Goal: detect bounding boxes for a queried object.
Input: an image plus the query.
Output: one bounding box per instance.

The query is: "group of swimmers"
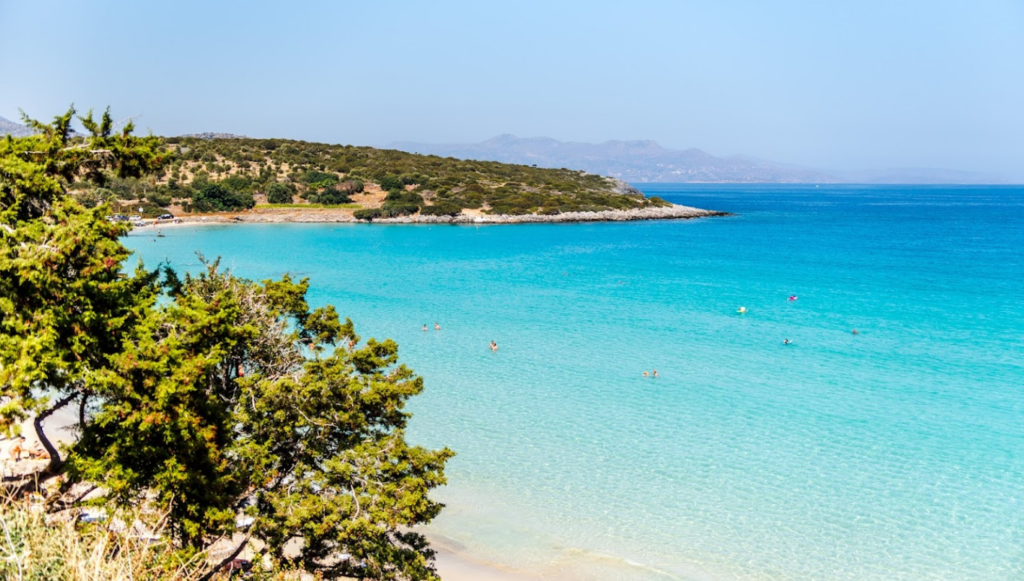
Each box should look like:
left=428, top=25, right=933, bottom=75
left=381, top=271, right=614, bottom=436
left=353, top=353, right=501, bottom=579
left=737, top=295, right=861, bottom=346
left=421, top=322, right=498, bottom=352
left=642, top=369, right=659, bottom=378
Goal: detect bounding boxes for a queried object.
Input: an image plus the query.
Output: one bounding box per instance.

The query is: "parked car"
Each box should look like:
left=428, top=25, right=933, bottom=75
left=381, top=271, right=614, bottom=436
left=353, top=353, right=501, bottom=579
left=157, top=213, right=174, bottom=220
left=129, top=214, right=142, bottom=221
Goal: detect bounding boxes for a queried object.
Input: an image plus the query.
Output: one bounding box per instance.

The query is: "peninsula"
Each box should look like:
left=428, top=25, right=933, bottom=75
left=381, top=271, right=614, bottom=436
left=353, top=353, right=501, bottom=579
left=65, top=135, right=724, bottom=223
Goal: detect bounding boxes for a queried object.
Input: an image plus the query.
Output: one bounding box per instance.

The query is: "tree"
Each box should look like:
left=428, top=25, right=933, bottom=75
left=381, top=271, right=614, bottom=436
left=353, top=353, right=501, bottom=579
left=69, top=263, right=453, bottom=579
left=191, top=180, right=255, bottom=211
left=266, top=182, right=294, bottom=204
left=0, top=106, right=164, bottom=473
left=318, top=186, right=351, bottom=205
left=2, top=110, right=453, bottom=580
left=378, top=174, right=402, bottom=191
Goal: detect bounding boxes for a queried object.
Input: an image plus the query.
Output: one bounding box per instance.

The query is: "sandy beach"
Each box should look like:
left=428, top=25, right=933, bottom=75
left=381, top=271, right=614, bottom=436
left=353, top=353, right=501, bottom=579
left=434, top=546, right=540, bottom=581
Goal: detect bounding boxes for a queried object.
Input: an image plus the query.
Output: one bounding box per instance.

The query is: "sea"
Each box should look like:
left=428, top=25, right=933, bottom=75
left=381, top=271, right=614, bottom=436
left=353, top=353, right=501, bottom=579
left=125, top=184, right=1024, bottom=581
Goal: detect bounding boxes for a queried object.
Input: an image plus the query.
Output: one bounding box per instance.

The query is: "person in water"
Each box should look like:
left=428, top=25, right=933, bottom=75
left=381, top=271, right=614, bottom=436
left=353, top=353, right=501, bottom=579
left=435, top=323, right=441, bottom=331
left=643, top=371, right=649, bottom=377
left=783, top=339, right=791, bottom=345
left=652, top=369, right=659, bottom=378
left=422, top=324, right=428, bottom=332
left=852, top=329, right=859, bottom=335
left=789, top=295, right=798, bottom=301
left=490, top=340, right=498, bottom=351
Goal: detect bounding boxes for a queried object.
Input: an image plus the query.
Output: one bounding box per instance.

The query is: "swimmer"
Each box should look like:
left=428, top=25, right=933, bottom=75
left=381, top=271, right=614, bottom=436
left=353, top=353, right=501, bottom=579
left=652, top=369, right=659, bottom=378
left=435, top=323, right=441, bottom=331
left=852, top=329, right=859, bottom=335
left=643, top=371, right=649, bottom=377
left=490, top=340, right=498, bottom=351
left=788, top=295, right=798, bottom=301
left=422, top=324, right=428, bottom=332
left=783, top=339, right=791, bottom=345
left=737, top=306, right=747, bottom=314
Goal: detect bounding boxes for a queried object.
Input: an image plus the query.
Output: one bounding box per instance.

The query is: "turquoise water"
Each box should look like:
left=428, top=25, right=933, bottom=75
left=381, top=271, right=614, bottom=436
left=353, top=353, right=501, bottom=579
left=125, top=185, right=1024, bottom=581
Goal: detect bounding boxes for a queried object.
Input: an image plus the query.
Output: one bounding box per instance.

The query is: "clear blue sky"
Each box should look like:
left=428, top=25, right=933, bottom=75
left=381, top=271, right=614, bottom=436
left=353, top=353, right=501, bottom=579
left=2, top=1, right=1022, bottom=178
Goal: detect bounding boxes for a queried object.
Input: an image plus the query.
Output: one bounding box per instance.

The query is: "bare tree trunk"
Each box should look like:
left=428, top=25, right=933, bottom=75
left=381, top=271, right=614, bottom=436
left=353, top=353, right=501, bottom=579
left=34, top=393, right=76, bottom=474
left=78, top=393, right=89, bottom=428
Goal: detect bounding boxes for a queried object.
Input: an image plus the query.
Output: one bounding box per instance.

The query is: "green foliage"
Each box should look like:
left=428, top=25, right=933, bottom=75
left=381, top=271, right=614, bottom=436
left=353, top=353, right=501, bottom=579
left=219, top=174, right=253, bottom=194
left=380, top=202, right=420, bottom=217
left=0, top=107, right=164, bottom=466
left=339, top=178, right=364, bottom=194
left=265, top=182, right=295, bottom=204
left=191, top=180, right=256, bottom=212
left=316, top=186, right=352, bottom=205
left=353, top=208, right=383, bottom=221
left=301, top=169, right=339, bottom=188
left=419, top=201, right=463, bottom=217
left=2, top=109, right=453, bottom=581
left=69, top=263, right=453, bottom=577
left=378, top=174, right=403, bottom=191
left=167, top=137, right=661, bottom=217
left=146, top=189, right=173, bottom=207
left=384, top=189, right=423, bottom=205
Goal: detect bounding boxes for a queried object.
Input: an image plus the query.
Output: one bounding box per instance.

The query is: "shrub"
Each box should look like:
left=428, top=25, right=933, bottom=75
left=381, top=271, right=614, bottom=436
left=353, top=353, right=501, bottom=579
left=301, top=169, right=339, bottom=188
left=339, top=179, right=364, bottom=194
left=378, top=174, right=403, bottom=191
left=381, top=201, right=420, bottom=216
left=420, top=202, right=462, bottom=217
left=384, top=190, right=423, bottom=204
left=145, top=190, right=172, bottom=207
left=266, top=182, right=295, bottom=204
left=318, top=186, right=352, bottom=205
left=353, top=208, right=383, bottom=221
left=191, top=181, right=255, bottom=212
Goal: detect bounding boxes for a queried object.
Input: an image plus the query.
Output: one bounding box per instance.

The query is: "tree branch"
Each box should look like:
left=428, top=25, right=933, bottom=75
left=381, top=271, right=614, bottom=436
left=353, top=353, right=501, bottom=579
left=197, top=532, right=252, bottom=581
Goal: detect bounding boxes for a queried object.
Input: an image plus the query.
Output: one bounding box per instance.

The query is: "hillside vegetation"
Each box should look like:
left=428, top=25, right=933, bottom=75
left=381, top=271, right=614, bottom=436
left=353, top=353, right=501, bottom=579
left=68, top=136, right=669, bottom=219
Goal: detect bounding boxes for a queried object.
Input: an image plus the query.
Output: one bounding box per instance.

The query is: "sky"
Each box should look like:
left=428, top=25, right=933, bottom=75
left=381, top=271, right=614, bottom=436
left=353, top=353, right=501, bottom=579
left=2, top=1, right=1022, bottom=178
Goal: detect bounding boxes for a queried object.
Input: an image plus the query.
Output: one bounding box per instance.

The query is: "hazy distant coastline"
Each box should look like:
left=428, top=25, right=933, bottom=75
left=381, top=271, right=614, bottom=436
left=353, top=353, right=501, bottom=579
left=390, top=135, right=1010, bottom=185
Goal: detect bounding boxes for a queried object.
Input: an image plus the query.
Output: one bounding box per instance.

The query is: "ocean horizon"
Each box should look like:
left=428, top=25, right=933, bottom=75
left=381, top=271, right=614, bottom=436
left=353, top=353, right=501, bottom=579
left=126, top=184, right=1024, bottom=581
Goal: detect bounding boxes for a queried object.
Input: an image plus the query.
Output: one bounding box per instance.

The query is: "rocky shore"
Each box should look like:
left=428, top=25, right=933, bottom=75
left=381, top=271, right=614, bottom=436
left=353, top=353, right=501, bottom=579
left=157, top=204, right=728, bottom=226
left=377, top=204, right=727, bottom=224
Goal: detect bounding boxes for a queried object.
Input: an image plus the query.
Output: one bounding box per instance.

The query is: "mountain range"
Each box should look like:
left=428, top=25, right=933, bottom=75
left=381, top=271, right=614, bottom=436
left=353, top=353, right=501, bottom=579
left=390, top=135, right=1008, bottom=184
left=0, top=116, right=37, bottom=138
left=1, top=116, right=1006, bottom=183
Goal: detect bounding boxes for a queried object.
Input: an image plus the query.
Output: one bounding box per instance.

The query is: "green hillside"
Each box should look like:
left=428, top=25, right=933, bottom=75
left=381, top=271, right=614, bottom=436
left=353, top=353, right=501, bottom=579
left=68, top=136, right=670, bottom=219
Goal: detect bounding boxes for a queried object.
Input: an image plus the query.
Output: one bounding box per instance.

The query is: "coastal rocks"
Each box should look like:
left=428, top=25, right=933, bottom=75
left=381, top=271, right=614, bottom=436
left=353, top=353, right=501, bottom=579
left=167, top=204, right=728, bottom=226
left=374, top=204, right=729, bottom=224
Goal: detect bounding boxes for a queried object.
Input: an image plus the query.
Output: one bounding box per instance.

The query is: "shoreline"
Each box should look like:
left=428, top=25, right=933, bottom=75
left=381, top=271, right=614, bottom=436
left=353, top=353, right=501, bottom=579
left=433, top=544, right=540, bottom=581
left=134, top=204, right=729, bottom=228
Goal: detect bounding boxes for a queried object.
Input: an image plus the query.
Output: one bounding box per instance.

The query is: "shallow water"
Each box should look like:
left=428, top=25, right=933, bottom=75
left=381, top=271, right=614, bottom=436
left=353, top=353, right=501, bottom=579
left=126, top=185, right=1024, bottom=581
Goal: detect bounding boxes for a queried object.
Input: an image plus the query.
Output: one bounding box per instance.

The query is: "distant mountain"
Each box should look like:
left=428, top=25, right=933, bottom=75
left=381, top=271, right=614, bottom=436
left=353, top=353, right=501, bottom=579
left=0, top=116, right=36, bottom=138
left=390, top=135, right=1011, bottom=184
left=390, top=135, right=838, bottom=183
